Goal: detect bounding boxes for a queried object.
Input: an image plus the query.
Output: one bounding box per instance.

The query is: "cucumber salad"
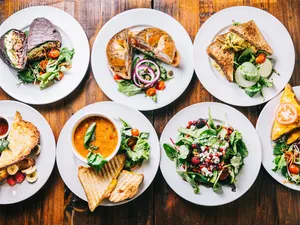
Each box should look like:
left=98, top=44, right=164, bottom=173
left=163, top=110, right=248, bottom=193
left=234, top=48, right=278, bottom=97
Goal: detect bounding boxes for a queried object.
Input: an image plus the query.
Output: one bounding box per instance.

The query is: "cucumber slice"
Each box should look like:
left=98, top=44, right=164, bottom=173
left=235, top=66, right=259, bottom=88
left=258, top=58, right=273, bottom=78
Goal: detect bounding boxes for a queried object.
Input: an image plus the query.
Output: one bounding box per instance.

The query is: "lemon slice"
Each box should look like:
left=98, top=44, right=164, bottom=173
left=7, top=165, right=19, bottom=175
left=26, top=171, right=38, bottom=183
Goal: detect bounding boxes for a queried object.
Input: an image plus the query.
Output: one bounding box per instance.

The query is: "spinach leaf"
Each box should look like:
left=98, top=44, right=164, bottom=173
left=84, top=122, right=97, bottom=149
left=259, top=77, right=274, bottom=88
left=139, top=132, right=149, bottom=139
left=238, top=48, right=254, bottom=63
left=117, top=80, right=142, bottom=96
left=208, top=108, right=216, bottom=129
left=126, top=138, right=150, bottom=161
left=178, top=126, right=208, bottom=138
left=0, top=139, right=9, bottom=152
left=272, top=154, right=286, bottom=171
left=199, top=129, right=217, bottom=139
left=244, top=83, right=262, bottom=97
left=177, top=171, right=200, bottom=194
left=230, top=154, right=243, bottom=174
left=187, top=172, right=208, bottom=184
left=273, top=139, right=289, bottom=155
left=17, top=69, right=35, bottom=84
left=163, top=143, right=178, bottom=161
left=87, top=151, right=107, bottom=171
left=119, top=117, right=131, bottom=128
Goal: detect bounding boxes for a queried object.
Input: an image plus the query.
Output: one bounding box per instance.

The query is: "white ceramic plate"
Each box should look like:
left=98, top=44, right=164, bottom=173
left=0, top=100, right=56, bottom=204
left=194, top=6, right=295, bottom=107
left=0, top=6, right=90, bottom=105
left=56, top=101, right=160, bottom=206
left=160, top=102, right=261, bottom=206
left=257, top=86, right=300, bottom=191
left=91, top=9, right=193, bottom=111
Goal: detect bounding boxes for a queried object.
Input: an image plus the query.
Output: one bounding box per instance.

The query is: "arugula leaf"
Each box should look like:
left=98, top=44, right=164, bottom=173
left=87, top=151, right=107, bottom=171
left=273, top=139, right=289, bottom=155
left=177, top=171, right=200, bottom=194
left=259, top=77, right=274, bottom=88
left=0, top=139, right=9, bottom=152
left=117, top=80, right=142, bottom=96
left=163, top=143, right=178, bottom=161
left=150, top=95, right=157, bottom=102
left=139, top=132, right=149, bottom=139
left=84, top=122, right=97, bottom=149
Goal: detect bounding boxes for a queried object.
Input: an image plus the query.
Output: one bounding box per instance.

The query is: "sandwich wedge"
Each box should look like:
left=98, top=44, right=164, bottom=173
left=109, top=170, right=144, bottom=203
left=0, top=112, right=40, bottom=169
left=129, top=27, right=180, bottom=66
left=0, top=29, right=28, bottom=70
left=78, top=154, right=126, bottom=212
left=27, top=17, right=62, bottom=61
left=272, top=84, right=300, bottom=141
left=106, top=29, right=133, bottom=80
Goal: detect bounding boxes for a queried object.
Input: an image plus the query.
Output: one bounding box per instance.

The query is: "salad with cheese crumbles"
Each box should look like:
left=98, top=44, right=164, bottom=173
left=163, top=109, right=248, bottom=193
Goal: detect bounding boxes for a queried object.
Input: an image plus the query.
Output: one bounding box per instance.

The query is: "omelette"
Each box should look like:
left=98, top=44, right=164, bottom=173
left=271, top=84, right=300, bottom=141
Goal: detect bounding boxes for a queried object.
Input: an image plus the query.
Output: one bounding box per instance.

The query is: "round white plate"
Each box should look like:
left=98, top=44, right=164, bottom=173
left=194, top=6, right=295, bottom=107
left=91, top=9, right=193, bottom=111
left=0, top=6, right=90, bottom=105
left=0, top=100, right=56, bottom=204
left=160, top=102, right=261, bottom=206
left=56, top=101, right=160, bottom=206
left=257, top=86, right=300, bottom=191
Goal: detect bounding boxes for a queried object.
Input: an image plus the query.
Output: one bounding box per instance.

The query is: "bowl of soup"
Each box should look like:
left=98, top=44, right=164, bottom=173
left=0, top=116, right=10, bottom=139
left=71, top=113, right=121, bottom=163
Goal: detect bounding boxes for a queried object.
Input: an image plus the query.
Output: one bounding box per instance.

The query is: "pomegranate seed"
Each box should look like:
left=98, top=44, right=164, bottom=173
left=205, top=158, right=210, bottom=163
left=209, top=153, right=213, bottom=158
left=191, top=144, right=197, bottom=149
left=191, top=157, right=200, bottom=165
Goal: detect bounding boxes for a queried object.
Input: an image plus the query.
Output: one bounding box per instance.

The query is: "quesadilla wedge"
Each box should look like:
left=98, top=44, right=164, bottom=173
left=206, top=40, right=235, bottom=82
left=78, top=154, right=126, bottom=212
left=272, top=84, right=300, bottom=141
left=109, top=170, right=144, bottom=203
left=129, top=27, right=180, bottom=67
left=106, top=29, right=133, bottom=80
left=0, top=112, right=40, bottom=169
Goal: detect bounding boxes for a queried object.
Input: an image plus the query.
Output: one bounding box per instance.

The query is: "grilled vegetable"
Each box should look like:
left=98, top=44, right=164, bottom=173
left=27, top=18, right=62, bottom=61
left=0, top=29, right=27, bottom=70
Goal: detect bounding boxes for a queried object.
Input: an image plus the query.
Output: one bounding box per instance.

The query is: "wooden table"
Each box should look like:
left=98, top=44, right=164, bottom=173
left=0, top=0, right=299, bottom=224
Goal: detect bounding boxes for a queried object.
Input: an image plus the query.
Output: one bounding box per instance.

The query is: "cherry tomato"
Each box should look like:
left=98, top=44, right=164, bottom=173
left=114, top=75, right=122, bottom=80
left=156, top=81, right=166, bottom=90
left=48, top=49, right=60, bottom=59
left=289, top=164, right=300, bottom=174
left=39, top=60, right=48, bottom=71
left=146, top=87, right=156, bottom=96
left=131, top=128, right=140, bottom=136
left=255, top=53, right=266, bottom=64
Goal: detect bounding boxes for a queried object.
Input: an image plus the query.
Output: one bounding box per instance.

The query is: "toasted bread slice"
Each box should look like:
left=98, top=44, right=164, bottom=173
left=206, top=41, right=235, bottom=82
left=109, top=170, right=144, bottom=203
left=106, top=29, right=133, bottom=80
left=78, top=154, right=126, bottom=212
left=229, top=20, right=273, bottom=55
left=0, top=112, right=40, bottom=169
left=215, top=33, right=229, bottom=44
left=129, top=28, right=180, bottom=67
left=272, top=84, right=300, bottom=140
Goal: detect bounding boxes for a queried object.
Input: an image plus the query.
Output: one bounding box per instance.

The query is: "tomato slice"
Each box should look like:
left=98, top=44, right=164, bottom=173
left=275, top=103, right=298, bottom=125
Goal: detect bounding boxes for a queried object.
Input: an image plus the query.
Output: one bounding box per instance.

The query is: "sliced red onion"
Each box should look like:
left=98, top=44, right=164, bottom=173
left=132, top=72, right=152, bottom=89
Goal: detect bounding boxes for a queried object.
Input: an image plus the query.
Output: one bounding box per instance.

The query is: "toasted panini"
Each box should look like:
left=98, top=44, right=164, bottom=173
left=206, top=41, right=235, bottom=82
left=106, top=29, right=133, bottom=80
left=0, top=112, right=40, bottom=169
left=272, top=84, right=300, bottom=140
left=229, top=20, right=273, bottom=55
left=78, top=154, right=126, bottom=212
left=215, top=33, right=228, bottom=44
left=286, top=129, right=300, bottom=145
left=109, top=170, right=143, bottom=203
left=129, top=27, right=180, bottom=66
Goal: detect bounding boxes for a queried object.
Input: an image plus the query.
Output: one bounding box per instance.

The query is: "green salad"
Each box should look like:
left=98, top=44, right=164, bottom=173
left=273, top=139, right=300, bottom=184
left=115, top=53, right=174, bottom=102
left=163, top=110, right=248, bottom=193
left=17, top=47, right=75, bottom=89
left=87, top=118, right=150, bottom=171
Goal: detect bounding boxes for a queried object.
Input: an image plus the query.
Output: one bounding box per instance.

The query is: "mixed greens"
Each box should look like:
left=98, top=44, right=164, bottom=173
left=163, top=109, right=248, bottom=193
left=17, top=47, right=75, bottom=89
left=87, top=118, right=151, bottom=171
left=233, top=48, right=276, bottom=97
left=273, top=139, right=300, bottom=184
left=115, top=52, right=173, bottom=102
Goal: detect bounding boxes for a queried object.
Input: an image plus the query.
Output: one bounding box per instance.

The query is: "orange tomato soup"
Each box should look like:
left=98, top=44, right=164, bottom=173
left=73, top=116, right=118, bottom=158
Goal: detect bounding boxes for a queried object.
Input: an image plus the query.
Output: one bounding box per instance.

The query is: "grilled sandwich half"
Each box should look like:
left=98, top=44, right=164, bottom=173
left=78, top=154, right=126, bottom=212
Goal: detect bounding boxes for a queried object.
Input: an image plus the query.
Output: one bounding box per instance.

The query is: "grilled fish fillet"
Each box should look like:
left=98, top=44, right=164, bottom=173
left=109, top=170, right=144, bottom=203
left=78, top=154, right=126, bottom=212
left=0, top=112, right=40, bottom=169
